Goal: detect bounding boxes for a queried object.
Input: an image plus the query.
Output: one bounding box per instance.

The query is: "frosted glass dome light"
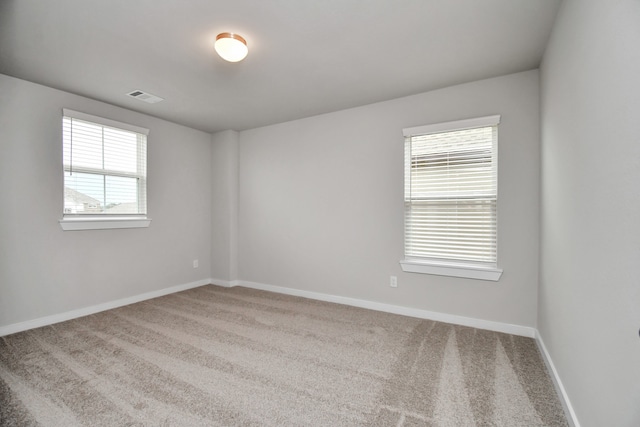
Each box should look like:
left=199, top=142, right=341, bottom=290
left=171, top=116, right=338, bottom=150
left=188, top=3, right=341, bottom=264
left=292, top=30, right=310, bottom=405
left=215, top=33, right=248, bottom=62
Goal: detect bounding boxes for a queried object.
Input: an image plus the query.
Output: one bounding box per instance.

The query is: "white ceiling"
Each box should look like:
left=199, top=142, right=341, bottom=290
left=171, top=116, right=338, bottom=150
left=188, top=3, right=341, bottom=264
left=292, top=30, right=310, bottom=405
left=0, top=0, right=561, bottom=133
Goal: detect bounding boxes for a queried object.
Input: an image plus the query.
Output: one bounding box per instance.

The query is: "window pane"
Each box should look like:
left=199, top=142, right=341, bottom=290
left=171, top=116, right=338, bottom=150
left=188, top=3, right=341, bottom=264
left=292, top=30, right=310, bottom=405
left=64, top=172, right=104, bottom=213
left=103, top=127, right=137, bottom=173
left=63, top=119, right=104, bottom=169
left=405, top=199, right=496, bottom=262
left=105, top=176, right=140, bottom=213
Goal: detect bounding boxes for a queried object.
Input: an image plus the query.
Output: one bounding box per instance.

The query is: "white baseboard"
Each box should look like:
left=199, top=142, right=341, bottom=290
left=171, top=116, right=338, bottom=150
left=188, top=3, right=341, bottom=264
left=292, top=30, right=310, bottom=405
left=2, top=277, right=535, bottom=339
left=221, top=279, right=536, bottom=338
left=0, top=278, right=212, bottom=337
left=219, top=279, right=580, bottom=422
left=2, top=276, right=576, bottom=426
left=535, top=331, right=580, bottom=427
left=210, top=278, right=240, bottom=288
left=231, top=280, right=576, bottom=424
left=1, top=275, right=537, bottom=340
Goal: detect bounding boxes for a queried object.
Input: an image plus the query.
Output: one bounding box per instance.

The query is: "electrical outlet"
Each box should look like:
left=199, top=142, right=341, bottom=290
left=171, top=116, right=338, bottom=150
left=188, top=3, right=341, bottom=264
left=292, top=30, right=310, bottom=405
left=390, top=276, right=398, bottom=288
left=193, top=259, right=199, bottom=268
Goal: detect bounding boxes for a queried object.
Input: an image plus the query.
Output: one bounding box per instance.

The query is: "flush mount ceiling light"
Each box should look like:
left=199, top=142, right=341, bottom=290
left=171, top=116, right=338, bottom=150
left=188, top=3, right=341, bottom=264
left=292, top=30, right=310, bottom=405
left=214, top=32, right=248, bottom=62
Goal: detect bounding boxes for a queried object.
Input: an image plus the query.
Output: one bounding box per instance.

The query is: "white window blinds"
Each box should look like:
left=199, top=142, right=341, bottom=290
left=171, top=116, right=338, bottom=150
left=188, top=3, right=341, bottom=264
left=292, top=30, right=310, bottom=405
left=403, top=116, right=499, bottom=266
left=62, top=109, right=148, bottom=216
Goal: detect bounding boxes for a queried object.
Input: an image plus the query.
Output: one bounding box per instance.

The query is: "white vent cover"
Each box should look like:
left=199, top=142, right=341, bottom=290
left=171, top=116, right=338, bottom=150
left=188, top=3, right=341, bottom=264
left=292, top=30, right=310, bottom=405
left=127, top=90, right=164, bottom=104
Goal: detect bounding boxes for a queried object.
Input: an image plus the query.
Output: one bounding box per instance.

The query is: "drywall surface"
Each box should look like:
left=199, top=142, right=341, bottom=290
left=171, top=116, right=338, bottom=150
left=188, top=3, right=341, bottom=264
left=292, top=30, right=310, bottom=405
left=211, top=130, right=238, bottom=282
left=539, top=0, right=640, bottom=426
left=237, top=70, right=541, bottom=328
left=0, top=74, right=212, bottom=328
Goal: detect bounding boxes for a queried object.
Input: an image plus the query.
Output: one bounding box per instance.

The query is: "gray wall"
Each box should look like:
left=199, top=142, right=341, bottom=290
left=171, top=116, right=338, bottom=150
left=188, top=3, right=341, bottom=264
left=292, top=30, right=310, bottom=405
left=0, top=74, right=212, bottom=327
left=211, top=130, right=238, bottom=282
left=234, top=70, right=541, bottom=328
left=539, top=0, right=640, bottom=425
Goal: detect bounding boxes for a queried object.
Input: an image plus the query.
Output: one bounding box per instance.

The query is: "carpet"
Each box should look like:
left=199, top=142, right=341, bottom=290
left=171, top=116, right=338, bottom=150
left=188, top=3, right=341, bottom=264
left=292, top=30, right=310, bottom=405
left=0, top=285, right=568, bottom=426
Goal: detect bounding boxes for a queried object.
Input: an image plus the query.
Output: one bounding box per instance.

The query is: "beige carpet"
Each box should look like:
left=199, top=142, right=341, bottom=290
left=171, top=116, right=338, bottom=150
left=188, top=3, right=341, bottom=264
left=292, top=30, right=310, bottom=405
left=0, top=285, right=568, bottom=426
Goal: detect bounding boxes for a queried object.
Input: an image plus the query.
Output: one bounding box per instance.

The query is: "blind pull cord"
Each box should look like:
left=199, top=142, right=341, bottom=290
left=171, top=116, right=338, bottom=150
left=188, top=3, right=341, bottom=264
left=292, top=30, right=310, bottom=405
left=69, top=119, right=73, bottom=175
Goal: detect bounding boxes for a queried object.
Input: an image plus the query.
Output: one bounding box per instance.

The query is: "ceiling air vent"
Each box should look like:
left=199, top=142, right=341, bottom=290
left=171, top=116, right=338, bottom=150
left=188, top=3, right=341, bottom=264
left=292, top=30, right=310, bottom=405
left=127, top=90, right=164, bottom=104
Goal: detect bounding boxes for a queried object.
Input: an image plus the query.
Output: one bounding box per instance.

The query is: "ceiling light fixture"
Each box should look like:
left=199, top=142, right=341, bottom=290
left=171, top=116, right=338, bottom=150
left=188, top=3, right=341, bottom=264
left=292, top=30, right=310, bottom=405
left=214, top=32, right=248, bottom=62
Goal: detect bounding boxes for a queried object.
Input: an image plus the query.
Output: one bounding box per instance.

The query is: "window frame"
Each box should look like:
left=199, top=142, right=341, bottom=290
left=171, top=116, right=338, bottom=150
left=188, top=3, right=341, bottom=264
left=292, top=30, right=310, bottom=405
left=400, top=115, right=502, bottom=281
left=59, top=109, right=151, bottom=231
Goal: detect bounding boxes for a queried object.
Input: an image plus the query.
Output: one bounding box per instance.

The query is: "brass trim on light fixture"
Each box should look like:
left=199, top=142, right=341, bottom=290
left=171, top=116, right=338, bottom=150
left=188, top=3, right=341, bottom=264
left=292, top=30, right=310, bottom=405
left=214, top=32, right=248, bottom=62
left=216, top=32, right=246, bottom=46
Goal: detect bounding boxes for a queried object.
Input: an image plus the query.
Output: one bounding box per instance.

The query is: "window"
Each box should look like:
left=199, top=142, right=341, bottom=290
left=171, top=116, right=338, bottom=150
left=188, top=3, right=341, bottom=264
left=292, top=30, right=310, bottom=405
left=60, top=109, right=151, bottom=230
left=400, top=115, right=502, bottom=281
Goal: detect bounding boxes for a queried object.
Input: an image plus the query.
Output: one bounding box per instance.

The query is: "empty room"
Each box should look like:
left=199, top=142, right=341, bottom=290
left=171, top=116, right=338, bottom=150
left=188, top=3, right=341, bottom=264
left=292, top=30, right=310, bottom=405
left=0, top=0, right=638, bottom=426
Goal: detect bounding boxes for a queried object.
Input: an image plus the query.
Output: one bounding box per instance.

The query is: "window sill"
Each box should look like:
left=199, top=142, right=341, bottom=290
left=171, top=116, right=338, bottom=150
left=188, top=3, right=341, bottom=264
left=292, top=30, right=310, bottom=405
left=399, top=259, right=503, bottom=281
left=59, top=217, right=151, bottom=231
